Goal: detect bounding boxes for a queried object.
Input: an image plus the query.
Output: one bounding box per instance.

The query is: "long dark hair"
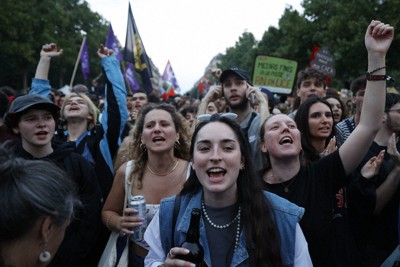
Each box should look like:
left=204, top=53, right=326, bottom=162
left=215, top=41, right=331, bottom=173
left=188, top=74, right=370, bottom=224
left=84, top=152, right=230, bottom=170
left=323, top=94, right=347, bottom=122
left=181, top=114, right=284, bottom=267
left=295, top=97, right=335, bottom=162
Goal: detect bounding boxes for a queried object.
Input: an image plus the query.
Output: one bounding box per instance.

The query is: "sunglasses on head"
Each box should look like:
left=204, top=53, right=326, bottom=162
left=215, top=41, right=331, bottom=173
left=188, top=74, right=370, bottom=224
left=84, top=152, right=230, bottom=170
left=197, top=112, right=238, bottom=122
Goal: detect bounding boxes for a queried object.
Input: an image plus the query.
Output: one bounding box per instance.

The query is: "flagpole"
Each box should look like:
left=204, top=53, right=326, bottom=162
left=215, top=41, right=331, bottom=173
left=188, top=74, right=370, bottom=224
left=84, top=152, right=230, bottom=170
left=70, top=36, right=87, bottom=88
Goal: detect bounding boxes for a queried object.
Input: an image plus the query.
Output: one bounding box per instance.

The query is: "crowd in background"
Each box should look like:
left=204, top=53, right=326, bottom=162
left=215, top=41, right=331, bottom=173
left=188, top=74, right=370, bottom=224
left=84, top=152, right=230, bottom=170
left=0, top=20, right=399, bottom=267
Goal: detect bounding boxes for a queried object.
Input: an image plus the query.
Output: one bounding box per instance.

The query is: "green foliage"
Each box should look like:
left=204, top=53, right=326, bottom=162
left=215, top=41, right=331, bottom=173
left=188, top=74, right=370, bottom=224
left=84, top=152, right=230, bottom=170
left=219, top=0, right=400, bottom=92
left=218, top=32, right=258, bottom=76
left=0, top=0, right=109, bottom=92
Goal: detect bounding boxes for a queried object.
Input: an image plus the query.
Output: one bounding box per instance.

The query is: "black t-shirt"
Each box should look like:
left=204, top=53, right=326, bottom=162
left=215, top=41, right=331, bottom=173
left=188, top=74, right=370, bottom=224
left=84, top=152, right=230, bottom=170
left=263, top=150, right=347, bottom=267
left=204, top=203, right=240, bottom=267
left=348, top=141, right=400, bottom=261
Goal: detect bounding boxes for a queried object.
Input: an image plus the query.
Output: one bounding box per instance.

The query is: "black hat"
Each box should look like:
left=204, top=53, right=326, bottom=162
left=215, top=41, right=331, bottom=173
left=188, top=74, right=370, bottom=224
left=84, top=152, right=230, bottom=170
left=4, top=94, right=60, bottom=127
left=219, top=67, right=252, bottom=86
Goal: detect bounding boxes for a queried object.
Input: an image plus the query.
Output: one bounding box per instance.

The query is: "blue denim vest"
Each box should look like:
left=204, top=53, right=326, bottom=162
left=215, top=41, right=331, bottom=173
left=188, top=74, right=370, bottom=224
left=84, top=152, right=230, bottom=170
left=159, top=190, right=304, bottom=267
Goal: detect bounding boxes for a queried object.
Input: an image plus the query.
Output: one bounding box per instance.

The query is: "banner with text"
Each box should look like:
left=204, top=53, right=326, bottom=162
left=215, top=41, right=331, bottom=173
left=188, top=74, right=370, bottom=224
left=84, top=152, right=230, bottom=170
left=252, top=55, right=298, bottom=94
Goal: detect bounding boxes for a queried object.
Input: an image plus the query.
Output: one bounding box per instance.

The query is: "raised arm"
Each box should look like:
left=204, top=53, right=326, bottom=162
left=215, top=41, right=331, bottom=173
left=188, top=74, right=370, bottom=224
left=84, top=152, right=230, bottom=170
left=30, top=43, right=63, bottom=96
left=97, top=45, right=128, bottom=174
left=339, top=20, right=394, bottom=175
left=247, top=85, right=270, bottom=131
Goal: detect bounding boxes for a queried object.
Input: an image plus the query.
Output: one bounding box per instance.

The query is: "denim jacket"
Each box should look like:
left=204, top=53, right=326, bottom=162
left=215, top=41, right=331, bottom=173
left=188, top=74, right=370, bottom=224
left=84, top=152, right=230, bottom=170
left=159, top=190, right=304, bottom=267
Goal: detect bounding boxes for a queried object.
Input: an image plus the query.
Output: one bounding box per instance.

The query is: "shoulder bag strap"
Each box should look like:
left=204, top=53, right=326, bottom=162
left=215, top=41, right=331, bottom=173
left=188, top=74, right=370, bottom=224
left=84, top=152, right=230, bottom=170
left=171, top=195, right=181, bottom=248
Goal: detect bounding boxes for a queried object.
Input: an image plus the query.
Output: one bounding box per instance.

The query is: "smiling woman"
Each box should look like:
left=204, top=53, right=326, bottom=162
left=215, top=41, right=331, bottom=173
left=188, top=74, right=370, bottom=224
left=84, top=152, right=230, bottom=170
left=144, top=114, right=312, bottom=267
left=259, top=19, right=395, bottom=266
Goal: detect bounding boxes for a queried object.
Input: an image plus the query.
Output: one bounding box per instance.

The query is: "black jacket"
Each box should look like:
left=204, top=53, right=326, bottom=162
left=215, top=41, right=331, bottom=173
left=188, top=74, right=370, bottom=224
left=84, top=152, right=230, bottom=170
left=13, top=142, right=103, bottom=267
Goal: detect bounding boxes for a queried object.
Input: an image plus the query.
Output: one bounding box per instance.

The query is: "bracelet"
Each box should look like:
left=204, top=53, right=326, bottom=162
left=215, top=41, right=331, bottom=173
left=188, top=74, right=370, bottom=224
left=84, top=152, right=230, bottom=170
left=105, top=215, right=113, bottom=231
left=366, top=72, right=394, bottom=82
left=367, top=66, right=386, bottom=74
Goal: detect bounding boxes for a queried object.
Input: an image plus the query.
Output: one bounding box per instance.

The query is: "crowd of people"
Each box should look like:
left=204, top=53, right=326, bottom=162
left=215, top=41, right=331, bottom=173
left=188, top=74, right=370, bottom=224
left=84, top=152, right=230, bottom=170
left=0, top=20, right=399, bottom=267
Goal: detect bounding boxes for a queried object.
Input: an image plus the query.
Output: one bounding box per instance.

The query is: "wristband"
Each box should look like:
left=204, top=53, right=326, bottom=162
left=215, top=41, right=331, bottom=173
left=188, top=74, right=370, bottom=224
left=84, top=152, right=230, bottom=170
left=366, top=72, right=394, bottom=82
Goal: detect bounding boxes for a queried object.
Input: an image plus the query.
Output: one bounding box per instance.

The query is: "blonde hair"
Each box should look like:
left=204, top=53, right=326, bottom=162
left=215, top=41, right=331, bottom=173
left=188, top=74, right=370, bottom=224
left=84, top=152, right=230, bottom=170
left=61, top=93, right=98, bottom=130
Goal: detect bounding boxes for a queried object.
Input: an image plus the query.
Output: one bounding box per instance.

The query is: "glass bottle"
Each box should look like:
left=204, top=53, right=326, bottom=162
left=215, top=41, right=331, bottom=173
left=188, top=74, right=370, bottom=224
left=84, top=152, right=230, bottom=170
left=176, top=208, right=204, bottom=266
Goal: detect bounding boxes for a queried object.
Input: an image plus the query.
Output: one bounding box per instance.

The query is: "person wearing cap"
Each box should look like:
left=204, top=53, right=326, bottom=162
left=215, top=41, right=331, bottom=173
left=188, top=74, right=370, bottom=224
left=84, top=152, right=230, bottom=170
left=29, top=43, right=128, bottom=265
left=30, top=43, right=127, bottom=197
left=4, top=94, right=102, bottom=267
left=288, top=68, right=327, bottom=119
left=196, top=67, right=269, bottom=172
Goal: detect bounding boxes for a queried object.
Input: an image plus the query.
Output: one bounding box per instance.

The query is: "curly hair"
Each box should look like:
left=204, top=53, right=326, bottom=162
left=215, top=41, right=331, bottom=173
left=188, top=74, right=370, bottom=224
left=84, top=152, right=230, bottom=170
left=129, top=103, right=191, bottom=189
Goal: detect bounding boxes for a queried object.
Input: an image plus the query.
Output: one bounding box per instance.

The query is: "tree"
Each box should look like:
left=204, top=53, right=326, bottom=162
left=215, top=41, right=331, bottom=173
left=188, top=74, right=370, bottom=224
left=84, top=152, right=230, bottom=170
left=218, top=1, right=400, bottom=92
left=218, top=31, right=258, bottom=75
left=0, top=0, right=109, bottom=92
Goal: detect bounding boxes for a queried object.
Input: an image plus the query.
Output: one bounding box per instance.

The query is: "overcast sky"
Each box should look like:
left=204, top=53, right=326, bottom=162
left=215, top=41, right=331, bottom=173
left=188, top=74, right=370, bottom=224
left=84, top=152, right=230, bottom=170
left=86, top=0, right=303, bottom=94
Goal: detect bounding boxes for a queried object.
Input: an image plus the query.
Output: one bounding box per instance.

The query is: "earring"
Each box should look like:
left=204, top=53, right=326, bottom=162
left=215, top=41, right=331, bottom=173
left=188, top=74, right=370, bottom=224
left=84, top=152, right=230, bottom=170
left=140, top=142, right=147, bottom=152
left=174, top=140, right=181, bottom=149
left=39, top=243, right=51, bottom=263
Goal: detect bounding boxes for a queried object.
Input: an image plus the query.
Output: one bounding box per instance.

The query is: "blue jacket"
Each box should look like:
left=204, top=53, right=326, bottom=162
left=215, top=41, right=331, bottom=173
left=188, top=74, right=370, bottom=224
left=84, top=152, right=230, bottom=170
left=159, top=190, right=304, bottom=267
left=30, top=55, right=128, bottom=199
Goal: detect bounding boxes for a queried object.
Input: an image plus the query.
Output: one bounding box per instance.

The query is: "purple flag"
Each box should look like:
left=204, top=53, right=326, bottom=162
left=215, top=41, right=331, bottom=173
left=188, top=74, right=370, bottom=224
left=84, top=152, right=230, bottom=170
left=125, top=63, right=140, bottom=92
left=80, top=38, right=90, bottom=80
left=105, top=24, right=123, bottom=61
left=162, top=60, right=181, bottom=93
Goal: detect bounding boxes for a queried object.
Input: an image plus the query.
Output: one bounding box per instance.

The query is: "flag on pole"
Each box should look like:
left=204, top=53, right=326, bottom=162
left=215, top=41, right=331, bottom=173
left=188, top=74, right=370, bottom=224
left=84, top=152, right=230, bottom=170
left=161, top=82, right=175, bottom=100
left=80, top=38, right=90, bottom=80
left=105, top=24, right=123, bottom=61
left=124, top=62, right=140, bottom=93
left=124, top=3, right=153, bottom=94
left=162, top=60, right=181, bottom=93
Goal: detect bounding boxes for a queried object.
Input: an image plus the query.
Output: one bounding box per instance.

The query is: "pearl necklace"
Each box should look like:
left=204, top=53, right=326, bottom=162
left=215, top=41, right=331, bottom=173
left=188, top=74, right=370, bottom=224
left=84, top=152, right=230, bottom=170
left=146, top=160, right=179, bottom=176
left=201, top=200, right=241, bottom=249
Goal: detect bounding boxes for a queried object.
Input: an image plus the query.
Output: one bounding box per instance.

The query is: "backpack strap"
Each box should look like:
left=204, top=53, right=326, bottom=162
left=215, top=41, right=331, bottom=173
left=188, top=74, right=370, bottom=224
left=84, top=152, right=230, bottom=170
left=171, top=195, right=181, bottom=248
left=242, top=112, right=257, bottom=138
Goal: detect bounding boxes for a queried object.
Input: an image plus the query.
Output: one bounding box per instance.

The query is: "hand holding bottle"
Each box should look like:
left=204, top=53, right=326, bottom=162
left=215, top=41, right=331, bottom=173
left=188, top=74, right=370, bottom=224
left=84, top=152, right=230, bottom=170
left=163, top=208, right=204, bottom=266
left=163, top=247, right=195, bottom=267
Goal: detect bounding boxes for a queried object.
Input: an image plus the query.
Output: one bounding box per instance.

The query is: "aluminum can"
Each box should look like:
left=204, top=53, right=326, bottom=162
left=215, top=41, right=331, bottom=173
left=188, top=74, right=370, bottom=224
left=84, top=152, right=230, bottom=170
left=128, top=195, right=147, bottom=241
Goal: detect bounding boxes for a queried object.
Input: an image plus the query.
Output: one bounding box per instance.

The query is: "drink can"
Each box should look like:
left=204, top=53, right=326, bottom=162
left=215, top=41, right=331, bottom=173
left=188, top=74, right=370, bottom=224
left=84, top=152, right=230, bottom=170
left=128, top=195, right=147, bottom=241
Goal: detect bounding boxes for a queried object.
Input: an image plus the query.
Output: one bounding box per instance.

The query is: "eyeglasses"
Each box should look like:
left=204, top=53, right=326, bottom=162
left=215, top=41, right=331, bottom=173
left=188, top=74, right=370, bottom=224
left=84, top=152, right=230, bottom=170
left=197, top=112, right=238, bottom=122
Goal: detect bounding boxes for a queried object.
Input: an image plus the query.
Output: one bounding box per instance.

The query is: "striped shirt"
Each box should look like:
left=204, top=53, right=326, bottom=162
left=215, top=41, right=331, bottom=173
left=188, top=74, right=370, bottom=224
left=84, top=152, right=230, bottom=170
left=335, top=117, right=356, bottom=147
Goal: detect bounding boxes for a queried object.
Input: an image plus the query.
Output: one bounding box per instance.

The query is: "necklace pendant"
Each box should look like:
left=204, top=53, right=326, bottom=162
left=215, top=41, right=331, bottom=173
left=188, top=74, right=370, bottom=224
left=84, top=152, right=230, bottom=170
left=284, top=187, right=289, bottom=193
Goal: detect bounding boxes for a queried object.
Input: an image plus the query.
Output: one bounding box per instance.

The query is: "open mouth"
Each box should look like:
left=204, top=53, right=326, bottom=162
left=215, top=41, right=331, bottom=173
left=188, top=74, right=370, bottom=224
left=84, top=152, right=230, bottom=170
left=279, top=136, right=293, bottom=144
left=207, top=167, right=226, bottom=178
left=35, top=131, right=48, bottom=137
left=152, top=136, right=165, bottom=143
left=318, top=126, right=331, bottom=131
